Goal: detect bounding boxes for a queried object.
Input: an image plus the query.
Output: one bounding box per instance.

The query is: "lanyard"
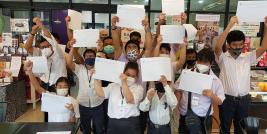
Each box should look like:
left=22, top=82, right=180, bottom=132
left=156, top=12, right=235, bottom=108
left=86, top=66, right=92, bottom=107
left=120, top=87, right=124, bottom=105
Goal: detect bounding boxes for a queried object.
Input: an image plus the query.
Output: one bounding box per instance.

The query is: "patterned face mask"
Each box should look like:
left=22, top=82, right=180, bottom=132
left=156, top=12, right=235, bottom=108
left=126, top=49, right=138, bottom=62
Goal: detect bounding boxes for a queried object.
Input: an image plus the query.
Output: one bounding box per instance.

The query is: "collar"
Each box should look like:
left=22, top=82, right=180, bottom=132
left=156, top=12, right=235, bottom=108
left=225, top=51, right=246, bottom=59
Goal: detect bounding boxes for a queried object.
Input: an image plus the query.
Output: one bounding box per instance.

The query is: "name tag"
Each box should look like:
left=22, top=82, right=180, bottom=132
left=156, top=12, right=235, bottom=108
left=191, top=96, right=199, bottom=106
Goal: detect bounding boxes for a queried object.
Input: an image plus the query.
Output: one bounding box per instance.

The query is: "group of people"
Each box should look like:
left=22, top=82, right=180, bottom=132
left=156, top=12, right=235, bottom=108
left=22, top=12, right=267, bottom=134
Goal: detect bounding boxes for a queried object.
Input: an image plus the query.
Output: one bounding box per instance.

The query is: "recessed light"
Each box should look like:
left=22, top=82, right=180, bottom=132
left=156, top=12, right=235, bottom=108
left=198, top=0, right=204, bottom=4
left=134, top=0, right=138, bottom=3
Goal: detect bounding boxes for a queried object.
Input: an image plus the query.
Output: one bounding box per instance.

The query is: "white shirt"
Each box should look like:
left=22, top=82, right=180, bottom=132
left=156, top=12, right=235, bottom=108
left=139, top=85, right=177, bottom=125
left=74, top=64, right=104, bottom=107
left=103, top=82, right=144, bottom=119
left=41, top=31, right=67, bottom=86
left=175, top=70, right=225, bottom=117
left=216, top=51, right=257, bottom=97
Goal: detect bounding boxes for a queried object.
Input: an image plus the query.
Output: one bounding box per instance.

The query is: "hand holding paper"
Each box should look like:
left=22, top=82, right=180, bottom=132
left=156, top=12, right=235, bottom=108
left=73, top=29, right=99, bottom=48
left=236, top=1, right=267, bottom=22
left=162, top=0, right=184, bottom=16
left=183, top=24, right=197, bottom=41
left=160, top=25, right=185, bottom=43
left=68, top=9, right=82, bottom=30
left=41, top=93, right=71, bottom=113
left=27, top=56, right=49, bottom=74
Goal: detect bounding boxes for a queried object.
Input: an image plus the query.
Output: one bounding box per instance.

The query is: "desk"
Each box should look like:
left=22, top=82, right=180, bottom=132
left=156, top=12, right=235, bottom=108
left=0, top=122, right=76, bottom=134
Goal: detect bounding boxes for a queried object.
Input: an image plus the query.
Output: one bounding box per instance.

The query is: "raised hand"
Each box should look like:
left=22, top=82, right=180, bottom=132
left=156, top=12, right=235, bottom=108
left=159, top=75, right=168, bottom=86
left=147, top=88, right=156, bottom=101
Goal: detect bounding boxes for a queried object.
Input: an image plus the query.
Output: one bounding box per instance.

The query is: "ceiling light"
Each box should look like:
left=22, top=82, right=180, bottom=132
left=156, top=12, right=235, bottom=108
left=198, top=0, right=204, bottom=4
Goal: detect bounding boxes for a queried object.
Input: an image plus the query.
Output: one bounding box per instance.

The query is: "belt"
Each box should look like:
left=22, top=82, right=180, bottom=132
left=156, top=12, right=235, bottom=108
left=225, top=94, right=250, bottom=101
left=148, top=120, right=169, bottom=129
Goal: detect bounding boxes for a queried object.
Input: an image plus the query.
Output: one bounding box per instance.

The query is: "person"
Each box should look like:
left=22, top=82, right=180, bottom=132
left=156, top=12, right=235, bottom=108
left=184, top=48, right=197, bottom=70
left=94, top=62, right=144, bottom=134
left=23, top=61, right=79, bottom=122
left=139, top=75, right=177, bottom=134
left=214, top=16, right=267, bottom=134
left=176, top=48, right=225, bottom=134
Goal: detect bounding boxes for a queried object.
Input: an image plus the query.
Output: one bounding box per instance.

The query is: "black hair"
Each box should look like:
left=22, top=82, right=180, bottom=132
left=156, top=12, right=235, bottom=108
left=55, top=77, right=69, bottom=87
left=130, top=31, right=141, bottom=39
left=39, top=36, right=47, bottom=43
left=197, top=48, right=215, bottom=64
left=124, top=40, right=140, bottom=52
left=226, top=30, right=245, bottom=44
left=83, top=49, right=96, bottom=58
left=103, top=36, right=112, bottom=43
left=123, top=62, right=139, bottom=77
left=51, top=32, right=60, bottom=41
left=186, top=48, right=197, bottom=57
left=160, top=43, right=171, bottom=53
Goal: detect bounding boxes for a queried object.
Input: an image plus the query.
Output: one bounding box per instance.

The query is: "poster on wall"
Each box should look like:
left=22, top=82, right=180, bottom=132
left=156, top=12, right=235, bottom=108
left=10, top=19, right=29, bottom=32
left=121, top=28, right=145, bottom=49
left=2, top=33, right=12, bottom=47
left=231, top=23, right=260, bottom=37
left=195, top=14, right=220, bottom=48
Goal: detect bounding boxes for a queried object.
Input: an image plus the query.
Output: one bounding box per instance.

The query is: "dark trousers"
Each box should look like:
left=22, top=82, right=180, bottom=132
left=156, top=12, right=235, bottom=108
left=147, top=120, right=171, bottom=134
left=107, top=116, right=141, bottom=134
left=79, top=104, right=105, bottom=134
left=219, top=94, right=251, bottom=134
left=179, top=115, right=212, bottom=134
left=103, top=99, right=109, bottom=133
left=139, top=111, right=148, bottom=134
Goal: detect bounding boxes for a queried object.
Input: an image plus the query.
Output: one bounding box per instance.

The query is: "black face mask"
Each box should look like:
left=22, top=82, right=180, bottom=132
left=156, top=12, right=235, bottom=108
left=230, top=47, right=243, bottom=58
left=186, top=60, right=196, bottom=66
left=155, top=82, right=165, bottom=93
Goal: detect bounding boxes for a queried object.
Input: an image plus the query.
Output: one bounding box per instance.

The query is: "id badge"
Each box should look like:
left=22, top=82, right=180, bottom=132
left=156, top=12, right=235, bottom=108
left=191, top=96, right=200, bottom=106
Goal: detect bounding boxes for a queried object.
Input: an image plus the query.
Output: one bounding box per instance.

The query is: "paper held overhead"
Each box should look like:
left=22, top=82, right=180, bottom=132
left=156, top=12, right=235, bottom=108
left=236, top=1, right=267, bottom=22
left=183, top=24, right=197, bottom=41
left=160, top=25, right=185, bottom=44
left=195, top=14, right=220, bottom=22
left=27, top=56, right=49, bottom=74
left=81, top=11, right=92, bottom=23
left=68, top=9, right=82, bottom=30
left=162, top=0, right=184, bottom=16
left=117, top=5, right=145, bottom=30
left=73, top=29, right=99, bottom=48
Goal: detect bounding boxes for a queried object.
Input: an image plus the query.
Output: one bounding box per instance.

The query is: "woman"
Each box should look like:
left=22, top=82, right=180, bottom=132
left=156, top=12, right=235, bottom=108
left=94, top=62, right=144, bottom=134
left=24, top=61, right=79, bottom=122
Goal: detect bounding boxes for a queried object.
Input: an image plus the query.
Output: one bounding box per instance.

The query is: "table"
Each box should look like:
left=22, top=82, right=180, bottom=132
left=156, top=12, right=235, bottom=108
left=0, top=122, right=77, bottom=134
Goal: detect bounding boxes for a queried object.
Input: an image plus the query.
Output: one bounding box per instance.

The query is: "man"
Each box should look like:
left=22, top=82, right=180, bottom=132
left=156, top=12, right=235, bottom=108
left=184, top=49, right=197, bottom=70
left=214, top=16, right=267, bottom=134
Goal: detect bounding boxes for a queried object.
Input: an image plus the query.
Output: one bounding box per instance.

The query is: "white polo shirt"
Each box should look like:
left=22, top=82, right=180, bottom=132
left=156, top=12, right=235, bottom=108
left=139, top=85, right=177, bottom=125
left=103, top=82, right=144, bottom=119
left=74, top=64, right=104, bottom=107
left=175, top=70, right=225, bottom=117
left=216, top=51, right=257, bottom=97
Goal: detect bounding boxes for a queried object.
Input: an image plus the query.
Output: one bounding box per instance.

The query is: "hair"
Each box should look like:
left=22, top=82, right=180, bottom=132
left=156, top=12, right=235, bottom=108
left=160, top=43, right=171, bottom=53
left=55, top=77, right=69, bottom=87
left=130, top=31, right=141, bottom=39
left=123, top=62, right=139, bottom=77
left=186, top=48, right=197, bottom=57
left=124, top=40, right=140, bottom=52
left=83, top=49, right=96, bottom=58
left=226, top=30, right=245, bottom=44
left=197, top=48, right=215, bottom=64
left=51, top=32, right=60, bottom=41
left=103, top=36, right=112, bottom=43
left=39, top=36, right=47, bottom=43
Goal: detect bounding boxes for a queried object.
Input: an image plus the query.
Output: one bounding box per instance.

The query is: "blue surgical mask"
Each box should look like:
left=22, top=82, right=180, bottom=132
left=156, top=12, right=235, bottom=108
left=103, top=45, right=114, bottom=55
left=85, top=58, right=95, bottom=66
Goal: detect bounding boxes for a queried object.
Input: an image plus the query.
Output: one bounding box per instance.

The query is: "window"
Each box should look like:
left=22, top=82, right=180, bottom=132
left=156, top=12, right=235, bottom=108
left=33, top=0, right=68, bottom=3
left=13, top=10, right=30, bottom=19
left=190, top=0, right=226, bottom=12
left=151, top=0, right=188, bottom=11
left=95, top=13, right=109, bottom=29
left=73, top=0, right=108, bottom=4
left=112, top=0, right=148, bottom=5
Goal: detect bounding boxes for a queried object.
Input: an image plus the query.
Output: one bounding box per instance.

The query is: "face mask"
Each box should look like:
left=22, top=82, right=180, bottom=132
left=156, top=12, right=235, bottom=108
left=127, top=49, right=138, bottom=62
left=56, top=88, right=69, bottom=96
left=103, top=45, right=114, bottom=55
left=196, top=64, right=210, bottom=73
left=85, top=58, right=95, bottom=66
left=155, top=82, right=165, bottom=93
left=186, top=60, right=196, bottom=66
left=230, top=47, right=243, bottom=57
left=159, top=54, right=170, bottom=58
left=127, top=77, right=136, bottom=86
left=41, top=47, right=53, bottom=57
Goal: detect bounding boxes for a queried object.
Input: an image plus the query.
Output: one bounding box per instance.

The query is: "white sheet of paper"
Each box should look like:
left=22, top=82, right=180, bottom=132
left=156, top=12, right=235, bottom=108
left=160, top=25, right=185, bottom=43
left=236, top=1, right=267, bottom=22
left=41, top=93, right=71, bottom=113
left=10, top=19, right=29, bottom=32
left=81, top=11, right=92, bottom=23
left=140, top=57, right=172, bottom=81
left=94, top=58, right=125, bottom=84
left=73, top=29, right=99, bottom=48
left=27, top=56, right=49, bottom=74
left=10, top=56, right=21, bottom=77
left=117, top=5, right=145, bottom=30
left=36, top=132, right=71, bottom=134
left=178, top=70, right=213, bottom=94
left=162, top=0, right=184, bottom=16
left=195, top=14, right=220, bottom=22
left=123, top=5, right=144, bottom=9
left=68, top=9, right=82, bottom=30
left=2, top=33, right=12, bottom=47
left=183, top=24, right=197, bottom=41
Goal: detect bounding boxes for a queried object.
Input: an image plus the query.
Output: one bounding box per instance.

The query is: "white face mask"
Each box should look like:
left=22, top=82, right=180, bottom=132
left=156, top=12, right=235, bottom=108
left=127, top=77, right=136, bottom=86
left=159, top=54, right=170, bottom=58
left=56, top=88, right=69, bottom=96
left=196, top=64, right=210, bottom=73
left=41, top=48, right=53, bottom=57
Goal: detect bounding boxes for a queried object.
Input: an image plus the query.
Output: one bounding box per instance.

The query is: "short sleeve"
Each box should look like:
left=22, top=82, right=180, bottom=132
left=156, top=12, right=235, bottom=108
left=249, top=50, right=257, bottom=65
left=213, top=79, right=225, bottom=104
left=70, top=97, right=80, bottom=118
left=215, top=52, right=224, bottom=65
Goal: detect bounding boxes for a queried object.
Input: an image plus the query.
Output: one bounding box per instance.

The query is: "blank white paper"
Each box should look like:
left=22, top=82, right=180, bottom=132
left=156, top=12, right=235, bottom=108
left=183, top=24, right=197, bottom=41
left=81, top=11, right=92, bottom=23
left=10, top=56, right=21, bottom=77
left=27, top=56, right=49, bottom=74
left=160, top=25, right=185, bottom=44
left=94, top=58, right=126, bottom=84
left=117, top=5, right=145, bottom=30
left=236, top=1, right=267, bottom=22
left=195, top=14, right=220, bottom=22
left=68, top=9, right=82, bottom=30
left=140, top=57, right=172, bottom=81
left=178, top=70, right=213, bottom=94
left=162, top=0, right=184, bottom=16
left=73, top=29, right=99, bottom=48
left=41, top=93, right=71, bottom=113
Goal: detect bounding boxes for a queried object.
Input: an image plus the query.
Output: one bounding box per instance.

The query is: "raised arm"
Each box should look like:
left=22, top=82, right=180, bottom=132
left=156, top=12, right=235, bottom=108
left=175, top=40, right=187, bottom=71
left=24, top=61, right=46, bottom=94
left=66, top=39, right=84, bottom=64
left=94, top=79, right=105, bottom=98
left=153, top=13, right=166, bottom=48
left=256, top=17, right=267, bottom=58
left=112, top=16, right=123, bottom=60
left=65, top=16, right=74, bottom=41
left=214, top=16, right=238, bottom=57
left=25, top=25, right=39, bottom=54
left=143, top=16, right=153, bottom=57
left=65, top=40, right=76, bottom=71
left=153, top=35, right=162, bottom=57
left=139, top=88, right=155, bottom=112
left=160, top=75, right=177, bottom=110
left=120, top=74, right=135, bottom=104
